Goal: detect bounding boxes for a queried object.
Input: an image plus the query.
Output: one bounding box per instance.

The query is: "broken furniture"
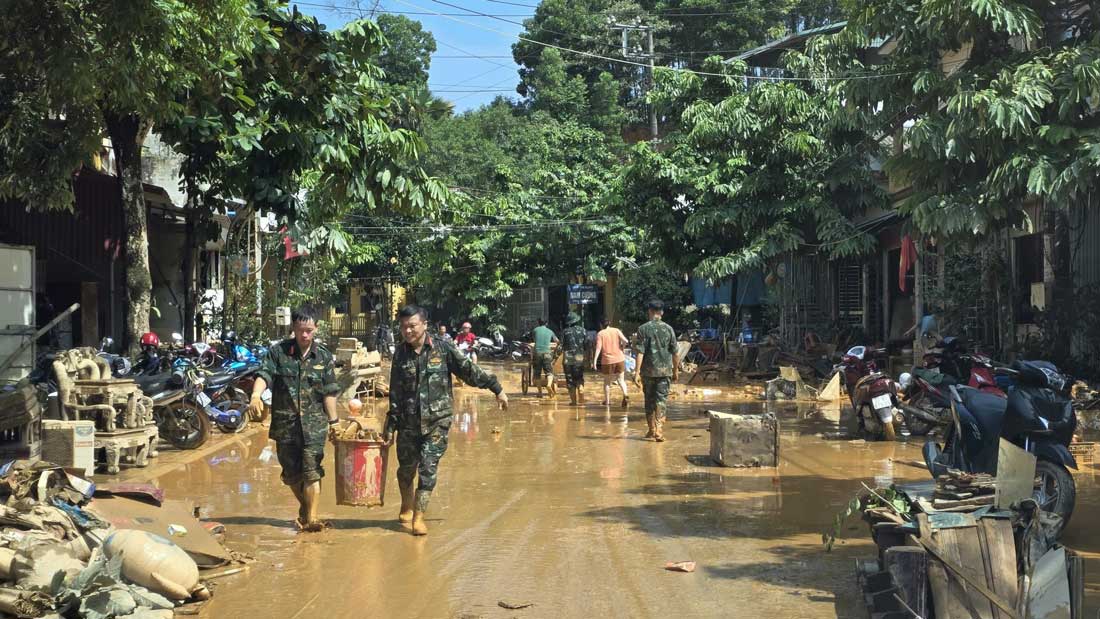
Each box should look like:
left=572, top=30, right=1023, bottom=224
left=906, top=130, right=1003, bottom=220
left=707, top=411, right=779, bottom=467
left=51, top=347, right=159, bottom=474
left=0, top=384, right=42, bottom=463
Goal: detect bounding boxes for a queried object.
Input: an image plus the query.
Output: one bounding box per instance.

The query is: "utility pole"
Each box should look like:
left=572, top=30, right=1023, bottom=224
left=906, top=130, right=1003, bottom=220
left=610, top=19, right=658, bottom=140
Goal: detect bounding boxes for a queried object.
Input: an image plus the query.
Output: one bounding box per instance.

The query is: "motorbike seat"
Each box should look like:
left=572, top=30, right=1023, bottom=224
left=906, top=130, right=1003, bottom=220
left=204, top=372, right=236, bottom=390
left=134, top=373, right=175, bottom=394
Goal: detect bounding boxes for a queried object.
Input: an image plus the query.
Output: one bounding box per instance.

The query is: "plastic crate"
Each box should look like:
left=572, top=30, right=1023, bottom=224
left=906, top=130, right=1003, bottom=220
left=1069, top=442, right=1096, bottom=470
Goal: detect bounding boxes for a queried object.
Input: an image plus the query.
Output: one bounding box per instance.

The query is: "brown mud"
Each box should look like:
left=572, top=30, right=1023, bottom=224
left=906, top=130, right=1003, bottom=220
left=137, top=363, right=1098, bottom=618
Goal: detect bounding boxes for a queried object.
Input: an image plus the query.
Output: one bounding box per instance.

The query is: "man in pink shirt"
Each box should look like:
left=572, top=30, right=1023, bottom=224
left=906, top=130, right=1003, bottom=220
left=593, top=318, right=629, bottom=408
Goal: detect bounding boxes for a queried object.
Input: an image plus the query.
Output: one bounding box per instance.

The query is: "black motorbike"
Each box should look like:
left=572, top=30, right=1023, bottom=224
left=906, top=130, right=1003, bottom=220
left=133, top=370, right=211, bottom=450
left=923, top=360, right=1077, bottom=535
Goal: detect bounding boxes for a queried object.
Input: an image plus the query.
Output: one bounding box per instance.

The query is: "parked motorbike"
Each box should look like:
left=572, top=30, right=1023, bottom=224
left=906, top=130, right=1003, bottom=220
left=375, top=324, right=395, bottom=360
left=510, top=341, right=532, bottom=363
left=133, top=370, right=210, bottom=450
left=898, top=337, right=1003, bottom=436
left=836, top=346, right=939, bottom=440
left=923, top=360, right=1078, bottom=535
left=96, top=337, right=132, bottom=377
left=187, top=367, right=249, bottom=434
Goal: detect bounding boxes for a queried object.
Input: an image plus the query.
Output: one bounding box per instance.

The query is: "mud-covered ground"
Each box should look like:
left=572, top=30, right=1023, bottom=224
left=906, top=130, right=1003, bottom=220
left=138, top=363, right=1098, bottom=618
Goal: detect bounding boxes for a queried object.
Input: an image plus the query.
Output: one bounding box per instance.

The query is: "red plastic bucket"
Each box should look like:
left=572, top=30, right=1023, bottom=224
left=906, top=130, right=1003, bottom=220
left=334, top=439, right=389, bottom=507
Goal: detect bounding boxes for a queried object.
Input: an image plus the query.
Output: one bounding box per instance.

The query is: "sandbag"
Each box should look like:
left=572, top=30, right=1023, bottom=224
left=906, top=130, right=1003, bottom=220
left=103, top=530, right=199, bottom=600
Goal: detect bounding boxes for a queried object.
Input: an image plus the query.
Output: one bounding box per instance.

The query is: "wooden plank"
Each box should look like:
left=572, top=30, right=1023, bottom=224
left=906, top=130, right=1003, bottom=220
left=978, top=518, right=1019, bottom=619
left=912, top=513, right=1022, bottom=619
left=954, top=521, right=995, bottom=618
left=920, top=514, right=956, bottom=619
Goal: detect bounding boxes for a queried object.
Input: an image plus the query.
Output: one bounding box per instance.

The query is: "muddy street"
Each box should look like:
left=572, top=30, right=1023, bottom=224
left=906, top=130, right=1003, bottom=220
left=140, top=369, right=1100, bottom=619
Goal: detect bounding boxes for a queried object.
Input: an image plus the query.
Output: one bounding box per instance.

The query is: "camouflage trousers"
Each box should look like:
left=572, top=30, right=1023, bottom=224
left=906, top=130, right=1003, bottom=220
left=532, top=352, right=555, bottom=379
left=642, top=376, right=671, bottom=422
left=562, top=364, right=585, bottom=388
left=396, top=422, right=450, bottom=511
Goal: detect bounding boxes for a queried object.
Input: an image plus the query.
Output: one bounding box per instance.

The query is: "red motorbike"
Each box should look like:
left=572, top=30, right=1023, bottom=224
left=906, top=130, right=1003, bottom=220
left=898, top=337, right=1004, bottom=435
left=835, top=346, right=902, bottom=440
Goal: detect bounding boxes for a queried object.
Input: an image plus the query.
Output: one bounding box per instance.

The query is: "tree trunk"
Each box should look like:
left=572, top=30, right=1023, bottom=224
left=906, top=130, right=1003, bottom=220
left=104, top=112, right=154, bottom=357
left=1049, top=207, right=1076, bottom=364
left=182, top=199, right=196, bottom=343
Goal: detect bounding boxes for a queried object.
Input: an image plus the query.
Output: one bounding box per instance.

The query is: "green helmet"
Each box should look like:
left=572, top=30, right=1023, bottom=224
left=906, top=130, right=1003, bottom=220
left=566, top=312, right=582, bottom=326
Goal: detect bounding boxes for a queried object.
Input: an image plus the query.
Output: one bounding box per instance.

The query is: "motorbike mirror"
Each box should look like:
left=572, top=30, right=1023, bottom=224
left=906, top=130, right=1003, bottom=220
left=844, top=346, right=866, bottom=360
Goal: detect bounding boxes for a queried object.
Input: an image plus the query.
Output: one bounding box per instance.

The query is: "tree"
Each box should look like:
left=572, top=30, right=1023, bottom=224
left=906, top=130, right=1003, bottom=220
left=1, top=0, right=255, bottom=353
left=410, top=100, right=636, bottom=325
left=822, top=0, right=1100, bottom=363
left=615, top=57, right=883, bottom=281
left=160, top=4, right=446, bottom=338
left=374, top=13, right=436, bottom=88
left=511, top=0, right=844, bottom=126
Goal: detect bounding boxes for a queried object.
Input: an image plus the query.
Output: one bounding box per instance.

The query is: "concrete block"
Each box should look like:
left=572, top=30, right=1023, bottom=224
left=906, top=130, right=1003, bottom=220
left=708, top=411, right=779, bottom=467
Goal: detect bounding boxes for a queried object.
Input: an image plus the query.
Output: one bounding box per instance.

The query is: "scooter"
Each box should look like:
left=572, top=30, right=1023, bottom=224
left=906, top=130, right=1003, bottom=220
left=189, top=368, right=249, bottom=434
left=133, top=370, right=210, bottom=450
left=923, top=360, right=1077, bottom=535
left=898, top=337, right=1003, bottom=436
left=836, top=346, right=901, bottom=440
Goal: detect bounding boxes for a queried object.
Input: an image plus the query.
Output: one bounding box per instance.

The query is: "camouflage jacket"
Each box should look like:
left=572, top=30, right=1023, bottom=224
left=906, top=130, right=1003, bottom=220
left=559, top=325, right=588, bottom=367
left=257, top=339, right=339, bottom=445
left=638, top=319, right=678, bottom=378
left=386, top=335, right=502, bottom=435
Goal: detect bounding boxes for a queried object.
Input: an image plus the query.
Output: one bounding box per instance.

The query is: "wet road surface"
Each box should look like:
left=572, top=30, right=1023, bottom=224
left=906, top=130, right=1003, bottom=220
left=140, top=370, right=1099, bottom=618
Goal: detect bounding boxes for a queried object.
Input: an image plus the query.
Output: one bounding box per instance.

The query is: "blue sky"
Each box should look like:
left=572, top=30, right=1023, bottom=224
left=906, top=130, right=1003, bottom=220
left=297, top=0, right=526, bottom=113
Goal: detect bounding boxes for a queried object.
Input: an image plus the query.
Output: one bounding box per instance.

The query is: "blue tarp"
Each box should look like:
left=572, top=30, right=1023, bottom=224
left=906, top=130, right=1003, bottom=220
left=691, top=277, right=733, bottom=307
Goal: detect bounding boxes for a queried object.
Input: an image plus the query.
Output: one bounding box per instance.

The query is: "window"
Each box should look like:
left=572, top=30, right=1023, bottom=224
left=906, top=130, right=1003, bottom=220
left=199, top=251, right=222, bottom=290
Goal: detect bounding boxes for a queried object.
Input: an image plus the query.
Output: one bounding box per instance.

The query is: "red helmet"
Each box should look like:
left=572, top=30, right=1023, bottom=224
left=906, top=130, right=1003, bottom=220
left=140, top=332, right=160, bottom=348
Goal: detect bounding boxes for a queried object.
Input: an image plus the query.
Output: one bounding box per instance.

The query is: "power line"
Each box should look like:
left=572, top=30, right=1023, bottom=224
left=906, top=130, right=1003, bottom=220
left=393, top=0, right=930, bottom=82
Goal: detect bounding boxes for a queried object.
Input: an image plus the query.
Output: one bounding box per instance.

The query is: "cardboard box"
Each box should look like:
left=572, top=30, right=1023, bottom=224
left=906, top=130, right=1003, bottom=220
left=42, top=419, right=95, bottom=476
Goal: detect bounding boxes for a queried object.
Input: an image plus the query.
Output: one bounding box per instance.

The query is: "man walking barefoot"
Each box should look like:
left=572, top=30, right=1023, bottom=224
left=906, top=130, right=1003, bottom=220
left=386, top=305, right=508, bottom=535
left=632, top=300, right=679, bottom=442
left=249, top=307, right=339, bottom=532
left=531, top=318, right=558, bottom=398
left=594, top=318, right=629, bottom=408
left=559, top=312, right=588, bottom=406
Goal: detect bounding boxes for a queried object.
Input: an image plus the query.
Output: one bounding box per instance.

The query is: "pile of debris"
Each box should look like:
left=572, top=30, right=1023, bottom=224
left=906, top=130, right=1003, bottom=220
left=0, top=460, right=240, bottom=618
left=333, top=339, right=385, bottom=416
left=848, top=472, right=1084, bottom=619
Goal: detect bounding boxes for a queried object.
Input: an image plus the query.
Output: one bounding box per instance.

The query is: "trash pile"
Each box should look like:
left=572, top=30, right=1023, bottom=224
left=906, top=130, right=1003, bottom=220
left=836, top=473, right=1085, bottom=619
left=0, top=460, right=237, bottom=618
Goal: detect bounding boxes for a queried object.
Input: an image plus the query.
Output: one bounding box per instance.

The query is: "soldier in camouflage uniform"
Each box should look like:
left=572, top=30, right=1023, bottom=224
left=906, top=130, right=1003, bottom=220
left=558, top=312, right=588, bottom=406
left=249, top=307, right=340, bottom=532
left=632, top=300, right=679, bottom=442
left=385, top=305, right=508, bottom=535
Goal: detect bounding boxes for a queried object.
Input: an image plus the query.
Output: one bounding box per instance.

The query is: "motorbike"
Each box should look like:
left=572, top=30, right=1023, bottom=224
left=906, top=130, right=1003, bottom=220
left=133, top=370, right=211, bottom=450
left=375, top=324, right=395, bottom=360
left=96, top=337, right=132, bottom=377
left=480, top=331, right=511, bottom=359
left=922, top=360, right=1077, bottom=535
left=510, top=340, right=531, bottom=363
left=187, top=367, right=249, bottom=434
left=836, top=346, right=939, bottom=440
left=168, top=332, right=219, bottom=368
left=898, top=337, right=1003, bottom=436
